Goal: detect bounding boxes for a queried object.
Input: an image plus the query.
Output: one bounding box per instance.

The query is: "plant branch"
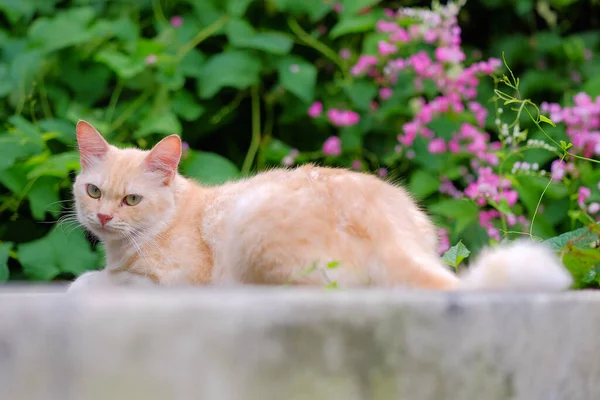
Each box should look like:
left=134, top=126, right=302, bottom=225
left=287, top=17, right=349, bottom=80
left=242, top=85, right=261, bottom=175
left=109, top=88, right=153, bottom=133
left=176, top=15, right=230, bottom=62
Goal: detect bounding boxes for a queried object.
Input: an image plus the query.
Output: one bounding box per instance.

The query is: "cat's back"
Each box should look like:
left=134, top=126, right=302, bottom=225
left=202, top=164, right=421, bottom=247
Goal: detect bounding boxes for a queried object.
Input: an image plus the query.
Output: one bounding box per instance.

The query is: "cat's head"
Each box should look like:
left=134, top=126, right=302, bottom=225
left=73, top=120, right=182, bottom=241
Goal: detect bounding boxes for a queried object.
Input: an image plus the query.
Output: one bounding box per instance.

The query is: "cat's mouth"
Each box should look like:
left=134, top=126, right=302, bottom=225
left=88, top=223, right=126, bottom=239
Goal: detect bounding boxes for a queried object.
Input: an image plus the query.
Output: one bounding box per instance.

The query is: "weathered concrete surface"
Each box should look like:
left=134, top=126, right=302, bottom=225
left=0, top=286, right=599, bottom=400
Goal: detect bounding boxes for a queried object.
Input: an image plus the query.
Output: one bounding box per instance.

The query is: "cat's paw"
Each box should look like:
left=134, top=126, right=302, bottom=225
left=67, top=270, right=110, bottom=292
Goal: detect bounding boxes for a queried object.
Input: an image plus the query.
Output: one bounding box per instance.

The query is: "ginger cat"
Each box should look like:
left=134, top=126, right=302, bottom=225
left=68, top=121, right=573, bottom=292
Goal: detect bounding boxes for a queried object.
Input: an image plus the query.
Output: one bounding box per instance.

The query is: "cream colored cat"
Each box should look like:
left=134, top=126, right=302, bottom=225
left=67, top=120, right=573, bottom=292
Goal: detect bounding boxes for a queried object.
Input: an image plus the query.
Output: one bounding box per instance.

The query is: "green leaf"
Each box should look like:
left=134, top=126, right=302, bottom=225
left=543, top=225, right=600, bottom=251
left=0, top=242, right=11, bottom=281
left=583, top=75, right=600, bottom=98
left=539, top=115, right=556, bottom=127
left=172, top=92, right=205, bottom=121
left=278, top=56, right=317, bottom=103
left=94, top=49, right=145, bottom=79
left=263, top=139, right=293, bottom=163
left=38, top=118, right=76, bottom=145
left=28, top=7, right=95, bottom=53
left=326, top=260, right=341, bottom=269
left=429, top=199, right=479, bottom=220
left=339, top=0, right=382, bottom=15
left=0, top=164, right=29, bottom=194
left=181, top=150, right=240, bottom=185
left=343, top=80, right=377, bottom=111
left=244, top=33, right=293, bottom=54
left=136, top=111, right=182, bottom=138
left=429, top=198, right=479, bottom=235
left=270, top=0, right=331, bottom=21
left=198, top=50, right=262, bottom=98
left=27, top=152, right=80, bottom=179
left=227, top=0, right=255, bottom=16
left=17, top=225, right=98, bottom=281
left=226, top=18, right=256, bottom=45
left=330, top=11, right=381, bottom=39
left=9, top=115, right=45, bottom=147
left=442, top=240, right=471, bottom=270
left=0, top=64, right=13, bottom=97
left=0, top=133, right=42, bottom=171
left=340, top=126, right=362, bottom=151
left=488, top=197, right=512, bottom=215
left=28, top=177, right=60, bottom=220
left=562, top=247, right=600, bottom=289
left=427, top=116, right=460, bottom=141
left=227, top=19, right=293, bottom=55
left=559, top=140, right=572, bottom=150
left=180, top=49, right=206, bottom=78
left=408, top=170, right=440, bottom=198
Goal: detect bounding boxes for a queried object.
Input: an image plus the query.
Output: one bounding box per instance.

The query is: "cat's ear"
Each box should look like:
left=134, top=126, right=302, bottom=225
left=144, top=135, right=182, bottom=184
left=76, top=120, right=110, bottom=168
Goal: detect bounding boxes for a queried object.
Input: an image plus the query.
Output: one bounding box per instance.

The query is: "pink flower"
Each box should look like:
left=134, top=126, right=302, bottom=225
left=322, top=136, right=342, bottom=156
left=170, top=16, right=183, bottom=28
left=589, top=202, right=600, bottom=214
left=578, top=186, right=591, bottom=206
left=351, top=160, right=362, bottom=170
left=145, top=54, right=157, bottom=65
left=551, top=160, right=566, bottom=180
left=378, top=41, right=397, bottom=56
left=389, top=28, right=410, bottom=43
left=378, top=168, right=388, bottom=177
left=438, top=229, right=451, bottom=254
left=339, top=48, right=352, bottom=60
left=428, top=138, right=446, bottom=153
left=384, top=9, right=395, bottom=18
left=282, top=156, right=294, bottom=166
left=435, top=46, right=465, bottom=63
left=376, top=20, right=399, bottom=33
left=308, top=101, right=323, bottom=118
left=327, top=109, right=360, bottom=127
left=333, top=2, right=343, bottom=13
left=350, top=55, right=378, bottom=76
left=182, top=141, right=190, bottom=158
left=379, top=88, right=393, bottom=100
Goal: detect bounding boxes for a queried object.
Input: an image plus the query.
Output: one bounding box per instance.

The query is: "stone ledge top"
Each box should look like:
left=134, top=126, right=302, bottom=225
left=1, top=285, right=599, bottom=400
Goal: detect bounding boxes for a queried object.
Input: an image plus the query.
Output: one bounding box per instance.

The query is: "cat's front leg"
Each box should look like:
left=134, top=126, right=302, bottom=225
left=67, top=270, right=113, bottom=292
left=67, top=268, right=157, bottom=292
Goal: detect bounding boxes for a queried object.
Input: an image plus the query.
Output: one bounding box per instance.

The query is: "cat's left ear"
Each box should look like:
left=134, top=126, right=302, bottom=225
left=144, top=135, right=182, bottom=184
left=76, top=120, right=110, bottom=168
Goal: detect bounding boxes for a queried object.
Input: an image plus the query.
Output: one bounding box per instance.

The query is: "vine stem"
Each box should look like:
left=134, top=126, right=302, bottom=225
left=109, top=88, right=153, bottom=133
left=529, top=153, right=567, bottom=239
left=176, top=15, right=230, bottom=62
left=106, top=79, right=124, bottom=124
left=287, top=17, right=349, bottom=81
left=241, top=85, right=261, bottom=175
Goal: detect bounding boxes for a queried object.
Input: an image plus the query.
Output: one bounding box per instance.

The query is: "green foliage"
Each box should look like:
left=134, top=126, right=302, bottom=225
left=442, top=241, right=471, bottom=270
left=0, top=0, right=599, bottom=287
left=17, top=226, right=99, bottom=281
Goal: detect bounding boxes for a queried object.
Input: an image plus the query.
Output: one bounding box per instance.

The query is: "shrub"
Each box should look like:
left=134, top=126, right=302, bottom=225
left=0, top=0, right=598, bottom=288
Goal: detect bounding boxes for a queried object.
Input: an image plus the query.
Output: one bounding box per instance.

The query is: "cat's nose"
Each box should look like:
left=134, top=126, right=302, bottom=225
left=97, top=213, right=113, bottom=226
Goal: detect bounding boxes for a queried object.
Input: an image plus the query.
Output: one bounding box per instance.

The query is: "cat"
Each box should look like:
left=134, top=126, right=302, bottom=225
left=67, top=120, right=573, bottom=292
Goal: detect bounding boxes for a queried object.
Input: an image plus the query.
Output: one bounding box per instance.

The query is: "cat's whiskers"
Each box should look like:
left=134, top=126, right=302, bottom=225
left=129, top=225, right=176, bottom=266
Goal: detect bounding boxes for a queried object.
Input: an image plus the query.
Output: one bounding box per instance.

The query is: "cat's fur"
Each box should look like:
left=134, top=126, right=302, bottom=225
left=68, top=121, right=573, bottom=292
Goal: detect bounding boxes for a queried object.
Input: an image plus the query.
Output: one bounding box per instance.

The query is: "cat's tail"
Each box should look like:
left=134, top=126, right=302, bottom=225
left=456, top=240, right=573, bottom=291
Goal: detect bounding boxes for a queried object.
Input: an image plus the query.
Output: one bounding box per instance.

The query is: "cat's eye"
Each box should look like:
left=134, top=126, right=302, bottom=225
left=123, top=194, right=142, bottom=206
left=86, top=184, right=101, bottom=199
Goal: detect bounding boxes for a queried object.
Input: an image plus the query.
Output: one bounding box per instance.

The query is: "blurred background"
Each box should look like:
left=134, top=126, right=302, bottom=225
left=0, top=0, right=600, bottom=287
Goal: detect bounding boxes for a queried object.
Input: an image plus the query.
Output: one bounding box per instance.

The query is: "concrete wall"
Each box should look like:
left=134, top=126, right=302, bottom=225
left=0, top=286, right=599, bottom=400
